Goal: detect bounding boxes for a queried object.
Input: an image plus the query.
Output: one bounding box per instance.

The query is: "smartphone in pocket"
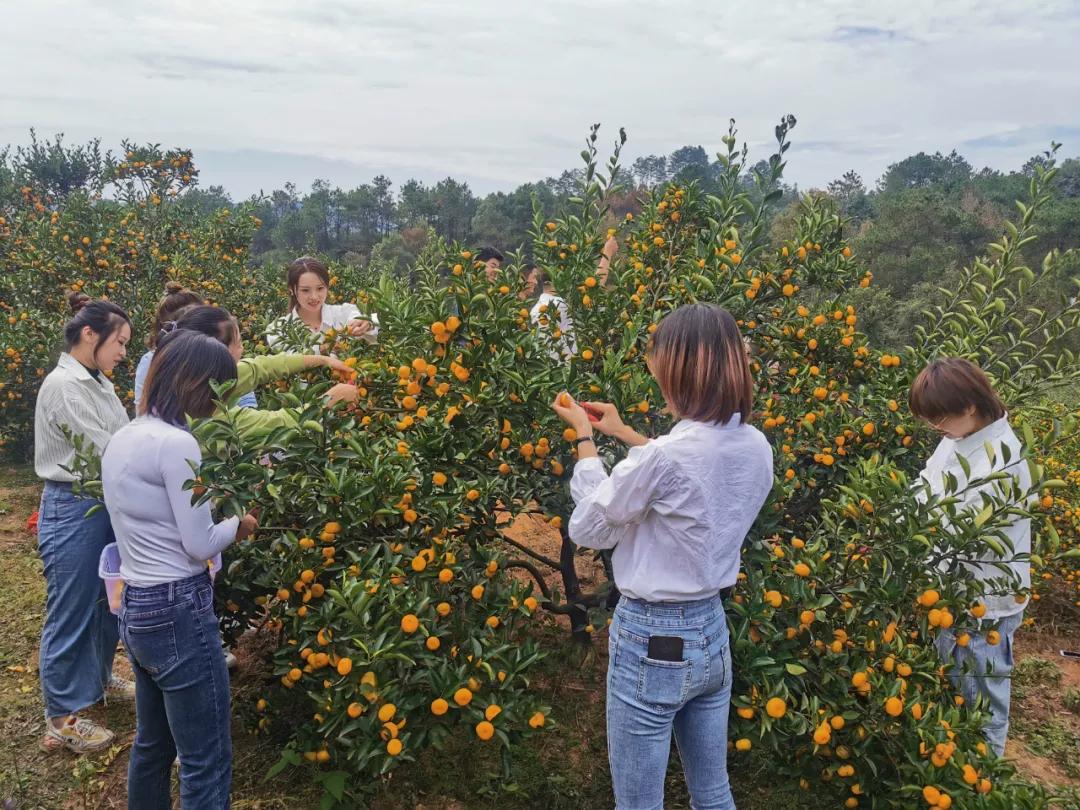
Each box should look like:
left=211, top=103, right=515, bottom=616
left=647, top=635, right=684, bottom=662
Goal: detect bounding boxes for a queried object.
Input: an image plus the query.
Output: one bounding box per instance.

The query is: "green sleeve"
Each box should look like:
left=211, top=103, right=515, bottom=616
left=233, top=354, right=310, bottom=398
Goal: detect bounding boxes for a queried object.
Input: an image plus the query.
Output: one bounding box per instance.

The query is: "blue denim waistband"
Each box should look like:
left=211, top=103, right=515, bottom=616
left=617, top=594, right=725, bottom=621
left=123, top=571, right=211, bottom=604
left=42, top=480, right=75, bottom=491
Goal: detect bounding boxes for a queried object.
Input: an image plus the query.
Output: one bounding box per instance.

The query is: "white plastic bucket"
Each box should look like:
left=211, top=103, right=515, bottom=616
left=98, top=543, right=124, bottom=615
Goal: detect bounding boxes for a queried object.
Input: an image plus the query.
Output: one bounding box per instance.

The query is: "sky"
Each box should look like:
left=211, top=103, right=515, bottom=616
left=2, top=0, right=1079, bottom=199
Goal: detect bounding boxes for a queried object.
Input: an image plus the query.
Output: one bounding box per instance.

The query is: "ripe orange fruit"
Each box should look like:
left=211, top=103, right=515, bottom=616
left=475, top=720, right=495, bottom=740
left=454, top=687, right=473, bottom=706
left=426, top=636, right=441, bottom=651
left=438, top=568, right=453, bottom=584
left=922, top=786, right=941, bottom=805
left=471, top=584, right=485, bottom=600
left=986, top=630, right=1001, bottom=645
left=337, top=657, right=353, bottom=676
left=431, top=698, right=449, bottom=715
left=432, top=471, right=447, bottom=486
left=523, top=596, right=539, bottom=612
left=528, top=711, right=546, bottom=728
left=377, top=703, right=396, bottom=723
left=813, top=721, right=831, bottom=745
left=884, top=697, right=903, bottom=717
left=401, top=614, right=420, bottom=634
left=918, top=589, right=940, bottom=608
left=794, top=563, right=810, bottom=577
left=970, top=602, right=986, bottom=618
left=347, top=702, right=363, bottom=718
left=411, top=555, right=427, bottom=573
left=765, top=697, right=787, bottom=719
left=484, top=704, right=502, bottom=721
left=466, top=489, right=480, bottom=502
left=436, top=602, right=451, bottom=617
left=800, top=609, right=815, bottom=625
left=734, top=738, right=752, bottom=751
left=386, top=739, right=403, bottom=756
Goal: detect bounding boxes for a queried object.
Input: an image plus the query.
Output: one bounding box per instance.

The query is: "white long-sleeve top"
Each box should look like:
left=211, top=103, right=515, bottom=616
left=266, top=302, right=379, bottom=352
left=917, top=415, right=1032, bottom=619
left=34, top=353, right=130, bottom=482
left=569, top=417, right=774, bottom=602
left=102, top=416, right=239, bottom=587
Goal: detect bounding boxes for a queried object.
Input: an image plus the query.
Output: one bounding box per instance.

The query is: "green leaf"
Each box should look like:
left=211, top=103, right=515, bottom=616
left=973, top=504, right=994, bottom=528
left=785, top=663, right=808, bottom=676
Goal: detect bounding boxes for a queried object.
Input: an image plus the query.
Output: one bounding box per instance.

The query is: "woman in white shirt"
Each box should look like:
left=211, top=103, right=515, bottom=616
left=525, top=264, right=577, bottom=360
left=102, top=329, right=259, bottom=809
left=909, top=358, right=1031, bottom=756
left=36, top=293, right=134, bottom=754
left=266, top=256, right=378, bottom=351
left=552, top=302, right=773, bottom=810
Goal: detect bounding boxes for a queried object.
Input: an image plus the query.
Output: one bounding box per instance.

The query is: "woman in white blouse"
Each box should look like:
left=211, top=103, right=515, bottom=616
left=552, top=302, right=773, bottom=810
left=266, top=256, right=378, bottom=351
left=102, top=329, right=259, bottom=808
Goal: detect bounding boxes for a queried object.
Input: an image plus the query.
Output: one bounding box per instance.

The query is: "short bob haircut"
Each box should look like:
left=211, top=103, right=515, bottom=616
left=909, top=357, right=1006, bottom=424
left=140, top=329, right=237, bottom=423
left=647, top=302, right=753, bottom=425
left=476, top=246, right=504, bottom=264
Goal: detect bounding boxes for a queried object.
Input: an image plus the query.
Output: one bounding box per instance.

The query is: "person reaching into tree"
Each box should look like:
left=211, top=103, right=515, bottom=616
left=909, top=357, right=1032, bottom=757
left=552, top=302, right=773, bottom=810
left=266, top=256, right=378, bottom=351
left=103, top=329, right=261, bottom=808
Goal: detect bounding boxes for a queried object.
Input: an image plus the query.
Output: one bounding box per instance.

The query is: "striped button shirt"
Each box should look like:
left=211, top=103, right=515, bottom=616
left=34, top=353, right=130, bottom=482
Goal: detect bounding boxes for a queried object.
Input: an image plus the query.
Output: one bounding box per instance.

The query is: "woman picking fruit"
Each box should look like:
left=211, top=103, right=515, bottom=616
left=102, top=329, right=260, bottom=808
left=552, top=302, right=773, bottom=810
left=266, top=255, right=378, bottom=351
left=909, top=357, right=1032, bottom=756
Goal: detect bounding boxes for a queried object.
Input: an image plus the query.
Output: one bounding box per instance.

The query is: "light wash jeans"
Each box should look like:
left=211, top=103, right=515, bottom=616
left=37, top=481, right=119, bottom=718
left=934, top=611, right=1024, bottom=756
left=121, top=572, right=232, bottom=809
left=607, top=595, right=735, bottom=810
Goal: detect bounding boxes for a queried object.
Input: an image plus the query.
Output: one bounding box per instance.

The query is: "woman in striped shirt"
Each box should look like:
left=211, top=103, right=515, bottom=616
left=34, top=293, right=134, bottom=754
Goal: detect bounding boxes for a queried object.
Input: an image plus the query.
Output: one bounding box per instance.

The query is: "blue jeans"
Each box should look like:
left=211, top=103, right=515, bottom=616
left=37, top=481, right=119, bottom=719
left=607, top=595, right=735, bottom=810
left=121, top=573, right=232, bottom=810
left=934, top=611, right=1023, bottom=756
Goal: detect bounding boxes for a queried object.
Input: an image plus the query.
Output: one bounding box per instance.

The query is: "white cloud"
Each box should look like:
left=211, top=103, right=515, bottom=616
left=2, top=0, right=1078, bottom=197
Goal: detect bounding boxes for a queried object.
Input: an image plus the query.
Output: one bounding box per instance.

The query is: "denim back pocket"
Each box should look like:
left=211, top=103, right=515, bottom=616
left=124, top=619, right=179, bottom=676
left=637, top=657, right=693, bottom=710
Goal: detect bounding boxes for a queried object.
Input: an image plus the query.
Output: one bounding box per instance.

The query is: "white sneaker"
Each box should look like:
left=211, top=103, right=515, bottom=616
left=105, top=674, right=136, bottom=701
left=41, top=716, right=115, bottom=754
left=224, top=650, right=238, bottom=670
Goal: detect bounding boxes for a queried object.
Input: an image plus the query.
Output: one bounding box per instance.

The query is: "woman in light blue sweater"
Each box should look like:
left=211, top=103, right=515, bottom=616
left=102, top=329, right=259, bottom=809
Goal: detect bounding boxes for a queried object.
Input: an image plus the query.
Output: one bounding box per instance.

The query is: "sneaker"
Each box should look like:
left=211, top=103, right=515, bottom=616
left=105, top=674, right=136, bottom=701
left=41, top=716, right=115, bottom=754
left=224, top=650, right=238, bottom=670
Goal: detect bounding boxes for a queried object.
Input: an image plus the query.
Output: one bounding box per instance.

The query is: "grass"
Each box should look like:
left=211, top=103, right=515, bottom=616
left=1014, top=656, right=1065, bottom=700
left=1020, top=718, right=1080, bottom=780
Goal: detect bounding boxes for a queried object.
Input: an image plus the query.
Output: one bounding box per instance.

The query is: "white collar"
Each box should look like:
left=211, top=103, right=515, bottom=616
left=670, top=414, right=743, bottom=435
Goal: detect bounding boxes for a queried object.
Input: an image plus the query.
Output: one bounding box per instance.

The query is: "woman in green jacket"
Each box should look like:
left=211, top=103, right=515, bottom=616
left=168, top=306, right=357, bottom=442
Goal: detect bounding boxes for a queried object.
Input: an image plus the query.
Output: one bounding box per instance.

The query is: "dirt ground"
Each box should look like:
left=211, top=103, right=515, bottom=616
left=1, top=470, right=1078, bottom=808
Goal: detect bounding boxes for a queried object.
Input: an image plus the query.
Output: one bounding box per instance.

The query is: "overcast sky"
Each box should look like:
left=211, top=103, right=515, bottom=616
left=3, top=0, right=1078, bottom=199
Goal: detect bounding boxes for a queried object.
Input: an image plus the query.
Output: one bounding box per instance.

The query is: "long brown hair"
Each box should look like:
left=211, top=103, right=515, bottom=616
left=147, top=282, right=202, bottom=348
left=140, top=329, right=237, bottom=422
left=286, top=256, right=330, bottom=312
left=647, top=303, right=753, bottom=425
left=909, top=358, right=1006, bottom=423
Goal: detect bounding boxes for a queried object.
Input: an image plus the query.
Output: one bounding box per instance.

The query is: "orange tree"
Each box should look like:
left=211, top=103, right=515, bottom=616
left=198, top=122, right=1080, bottom=807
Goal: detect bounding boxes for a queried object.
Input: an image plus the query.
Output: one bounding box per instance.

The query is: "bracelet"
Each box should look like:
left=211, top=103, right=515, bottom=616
left=575, top=436, right=595, bottom=447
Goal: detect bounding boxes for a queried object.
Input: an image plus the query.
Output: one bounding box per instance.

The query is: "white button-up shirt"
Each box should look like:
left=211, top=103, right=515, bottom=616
left=530, top=292, right=577, bottom=359
left=266, top=302, right=379, bottom=352
left=918, top=415, right=1032, bottom=619
left=34, top=352, right=131, bottom=482
left=569, top=416, right=774, bottom=602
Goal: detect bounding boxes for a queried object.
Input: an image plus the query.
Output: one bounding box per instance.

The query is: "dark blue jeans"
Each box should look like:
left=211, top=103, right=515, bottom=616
left=37, top=481, right=119, bottom=718
left=120, top=572, right=232, bottom=810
